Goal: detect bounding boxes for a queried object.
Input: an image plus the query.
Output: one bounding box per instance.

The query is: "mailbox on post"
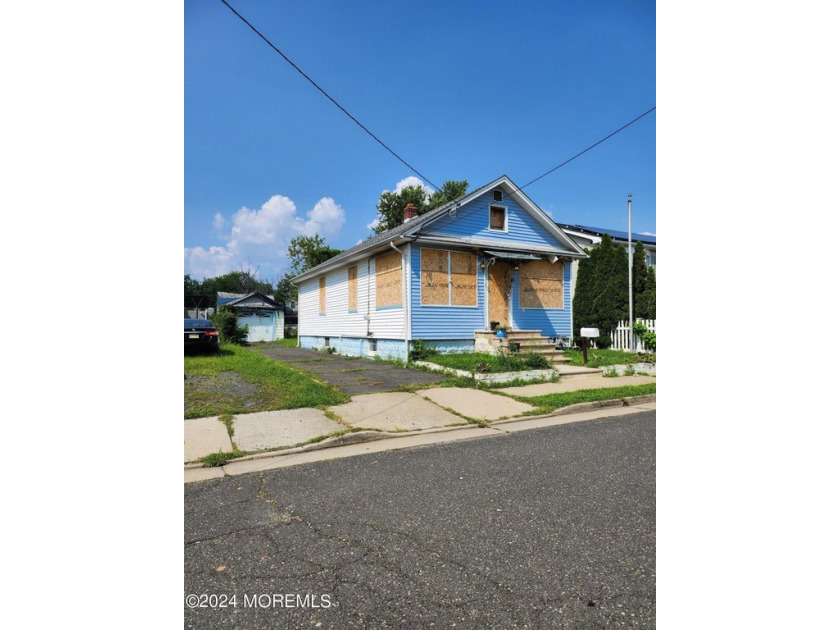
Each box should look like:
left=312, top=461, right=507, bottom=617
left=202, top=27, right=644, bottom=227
left=579, top=328, right=599, bottom=365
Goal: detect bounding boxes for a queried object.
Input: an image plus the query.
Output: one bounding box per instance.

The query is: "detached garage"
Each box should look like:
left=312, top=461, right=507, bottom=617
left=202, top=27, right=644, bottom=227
left=216, top=292, right=284, bottom=342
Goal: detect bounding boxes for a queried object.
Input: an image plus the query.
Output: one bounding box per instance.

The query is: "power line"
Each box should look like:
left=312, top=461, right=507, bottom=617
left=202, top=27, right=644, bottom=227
left=519, top=106, right=656, bottom=191
left=218, top=0, right=441, bottom=191
left=416, top=106, right=656, bottom=236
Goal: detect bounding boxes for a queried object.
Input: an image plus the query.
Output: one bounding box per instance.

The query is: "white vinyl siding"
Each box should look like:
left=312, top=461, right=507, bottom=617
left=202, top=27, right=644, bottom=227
left=297, top=251, right=406, bottom=339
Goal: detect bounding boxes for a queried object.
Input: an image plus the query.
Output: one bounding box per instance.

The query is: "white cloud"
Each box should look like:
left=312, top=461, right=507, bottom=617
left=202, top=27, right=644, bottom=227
left=394, top=176, right=433, bottom=198
left=184, top=245, right=235, bottom=279
left=185, top=194, right=347, bottom=279
left=366, top=216, right=381, bottom=231
left=302, top=197, right=345, bottom=238
left=639, top=231, right=656, bottom=236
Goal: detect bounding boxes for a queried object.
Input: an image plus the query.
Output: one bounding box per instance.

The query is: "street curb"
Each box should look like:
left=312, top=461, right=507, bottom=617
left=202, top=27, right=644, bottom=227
left=184, top=394, right=655, bottom=475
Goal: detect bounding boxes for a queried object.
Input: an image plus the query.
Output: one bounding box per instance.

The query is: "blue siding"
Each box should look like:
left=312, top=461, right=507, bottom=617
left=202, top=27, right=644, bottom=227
left=422, top=191, right=564, bottom=249
left=300, top=335, right=407, bottom=360
left=410, top=246, right=485, bottom=340
left=511, top=262, right=572, bottom=337
left=375, top=338, right=407, bottom=360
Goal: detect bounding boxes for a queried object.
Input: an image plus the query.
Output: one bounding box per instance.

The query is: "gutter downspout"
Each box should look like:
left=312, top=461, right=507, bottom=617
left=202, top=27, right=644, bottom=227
left=390, top=241, right=410, bottom=361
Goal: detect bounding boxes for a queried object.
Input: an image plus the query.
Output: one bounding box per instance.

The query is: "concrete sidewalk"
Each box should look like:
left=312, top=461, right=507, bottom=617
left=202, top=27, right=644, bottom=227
left=184, top=373, right=656, bottom=474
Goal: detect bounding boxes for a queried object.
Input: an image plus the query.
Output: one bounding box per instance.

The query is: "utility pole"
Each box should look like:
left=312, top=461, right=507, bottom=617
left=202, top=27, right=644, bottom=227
left=628, top=194, right=635, bottom=351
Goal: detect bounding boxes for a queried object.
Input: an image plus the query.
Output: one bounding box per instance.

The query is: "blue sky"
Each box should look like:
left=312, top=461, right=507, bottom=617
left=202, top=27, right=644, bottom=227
left=185, top=0, right=655, bottom=281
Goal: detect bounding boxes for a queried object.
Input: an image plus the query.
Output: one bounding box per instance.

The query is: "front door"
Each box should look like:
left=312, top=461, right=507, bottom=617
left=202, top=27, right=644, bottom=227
left=488, top=262, right=511, bottom=328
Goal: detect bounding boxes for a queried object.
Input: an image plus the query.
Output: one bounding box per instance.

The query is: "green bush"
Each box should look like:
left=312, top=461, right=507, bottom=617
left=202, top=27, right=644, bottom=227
left=633, top=321, right=657, bottom=352
left=521, top=353, right=551, bottom=369
left=211, top=309, right=249, bottom=345
left=410, top=339, right=439, bottom=361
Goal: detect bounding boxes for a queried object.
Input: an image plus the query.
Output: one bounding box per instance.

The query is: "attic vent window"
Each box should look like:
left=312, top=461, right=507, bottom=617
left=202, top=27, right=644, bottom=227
left=489, top=205, right=507, bottom=231
left=493, top=189, right=503, bottom=201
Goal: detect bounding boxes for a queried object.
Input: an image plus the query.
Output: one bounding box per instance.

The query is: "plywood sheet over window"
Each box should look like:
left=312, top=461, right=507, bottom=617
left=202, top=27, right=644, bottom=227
left=420, top=249, right=449, bottom=305
left=375, top=250, right=403, bottom=308
left=318, top=276, right=326, bottom=314
left=347, top=266, right=358, bottom=311
left=519, top=260, right=564, bottom=309
left=450, top=251, right=477, bottom=306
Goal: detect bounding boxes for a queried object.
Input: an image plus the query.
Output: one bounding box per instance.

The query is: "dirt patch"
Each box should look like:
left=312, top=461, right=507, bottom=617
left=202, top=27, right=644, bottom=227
left=184, top=371, right=261, bottom=416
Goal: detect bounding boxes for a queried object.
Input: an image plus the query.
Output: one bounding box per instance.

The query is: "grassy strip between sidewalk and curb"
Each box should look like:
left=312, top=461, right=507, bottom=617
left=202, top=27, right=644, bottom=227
left=563, top=348, right=655, bottom=367
left=184, top=344, right=349, bottom=419
left=503, top=382, right=657, bottom=415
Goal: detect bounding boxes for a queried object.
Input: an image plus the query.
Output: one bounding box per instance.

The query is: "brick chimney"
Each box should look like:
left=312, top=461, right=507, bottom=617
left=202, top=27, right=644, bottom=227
left=403, top=203, right=418, bottom=223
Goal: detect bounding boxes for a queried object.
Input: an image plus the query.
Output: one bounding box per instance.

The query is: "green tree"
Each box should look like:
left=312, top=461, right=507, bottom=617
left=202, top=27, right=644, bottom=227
left=287, top=234, right=342, bottom=275
left=280, top=234, right=342, bottom=306
left=572, top=234, right=630, bottom=348
left=428, top=179, right=469, bottom=211
left=373, top=179, right=469, bottom=233
left=632, top=241, right=649, bottom=302
left=636, top=266, right=656, bottom=320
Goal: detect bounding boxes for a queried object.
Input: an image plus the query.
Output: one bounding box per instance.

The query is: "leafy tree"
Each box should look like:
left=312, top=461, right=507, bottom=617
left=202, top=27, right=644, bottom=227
left=373, top=179, right=469, bottom=233
left=279, top=234, right=342, bottom=307
left=428, top=179, right=469, bottom=211
left=287, top=234, right=342, bottom=276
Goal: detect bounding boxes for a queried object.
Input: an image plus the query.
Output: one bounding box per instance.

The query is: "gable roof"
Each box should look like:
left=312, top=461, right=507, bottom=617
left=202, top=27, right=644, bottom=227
left=558, top=223, right=657, bottom=246
left=293, top=175, right=587, bottom=284
left=218, top=291, right=283, bottom=309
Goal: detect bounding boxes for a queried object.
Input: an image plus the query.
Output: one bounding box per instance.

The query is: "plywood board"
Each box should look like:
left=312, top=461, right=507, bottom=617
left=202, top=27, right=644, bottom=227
left=519, top=261, right=563, bottom=308
left=488, top=262, right=510, bottom=325
left=319, top=276, right=326, bottom=314
left=451, top=252, right=476, bottom=306
left=347, top=266, right=358, bottom=311
left=376, top=251, right=403, bottom=307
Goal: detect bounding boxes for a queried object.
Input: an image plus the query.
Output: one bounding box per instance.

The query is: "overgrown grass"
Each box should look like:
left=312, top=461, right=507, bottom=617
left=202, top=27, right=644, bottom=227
left=274, top=337, right=298, bottom=348
left=421, top=352, right=550, bottom=373
left=563, top=348, right=655, bottom=367
left=505, top=382, right=656, bottom=414
left=184, top=344, right=349, bottom=419
left=201, top=450, right=246, bottom=467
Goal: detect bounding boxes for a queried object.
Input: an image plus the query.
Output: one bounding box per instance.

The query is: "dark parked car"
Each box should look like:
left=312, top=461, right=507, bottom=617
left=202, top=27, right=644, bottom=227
left=184, top=319, right=220, bottom=354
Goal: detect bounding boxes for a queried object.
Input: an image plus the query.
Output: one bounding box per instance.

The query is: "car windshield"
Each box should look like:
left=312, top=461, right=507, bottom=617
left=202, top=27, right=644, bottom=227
left=184, top=319, right=213, bottom=328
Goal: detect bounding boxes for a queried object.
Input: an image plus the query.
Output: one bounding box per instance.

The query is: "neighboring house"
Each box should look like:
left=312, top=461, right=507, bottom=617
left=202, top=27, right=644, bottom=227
left=216, top=292, right=284, bottom=342
left=556, top=223, right=656, bottom=309
left=292, top=175, right=588, bottom=360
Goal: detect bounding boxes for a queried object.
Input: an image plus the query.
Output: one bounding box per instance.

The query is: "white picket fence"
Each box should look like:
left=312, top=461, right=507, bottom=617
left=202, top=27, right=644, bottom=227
left=609, top=319, right=656, bottom=352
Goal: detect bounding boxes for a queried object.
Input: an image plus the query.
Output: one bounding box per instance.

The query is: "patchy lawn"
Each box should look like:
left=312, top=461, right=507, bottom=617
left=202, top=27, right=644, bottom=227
left=500, top=383, right=656, bottom=415
left=504, top=382, right=657, bottom=414
left=421, top=352, right=551, bottom=373
left=184, top=344, right=349, bottom=419
left=563, top=348, right=655, bottom=367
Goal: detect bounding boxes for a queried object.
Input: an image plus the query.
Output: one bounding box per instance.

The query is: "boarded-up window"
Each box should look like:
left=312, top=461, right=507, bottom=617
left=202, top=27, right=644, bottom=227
left=420, top=249, right=449, bottom=305
left=420, top=249, right=476, bottom=306
left=450, top=252, right=477, bottom=306
left=347, top=266, right=358, bottom=311
left=519, top=260, right=564, bottom=309
left=318, top=276, right=326, bottom=314
left=489, top=205, right=506, bottom=230
left=375, top=250, right=402, bottom=308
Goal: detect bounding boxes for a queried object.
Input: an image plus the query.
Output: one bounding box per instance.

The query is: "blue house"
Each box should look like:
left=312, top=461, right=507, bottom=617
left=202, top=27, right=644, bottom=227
left=216, top=291, right=284, bottom=342
left=292, top=176, right=588, bottom=360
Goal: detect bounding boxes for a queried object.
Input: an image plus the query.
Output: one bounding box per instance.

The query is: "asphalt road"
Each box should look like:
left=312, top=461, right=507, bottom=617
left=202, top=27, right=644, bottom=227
left=185, top=410, right=656, bottom=629
left=251, top=345, right=446, bottom=395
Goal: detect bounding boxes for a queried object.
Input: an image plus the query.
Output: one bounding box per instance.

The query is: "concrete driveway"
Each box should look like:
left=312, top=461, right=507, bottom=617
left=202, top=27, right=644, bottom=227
left=250, top=344, right=446, bottom=395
